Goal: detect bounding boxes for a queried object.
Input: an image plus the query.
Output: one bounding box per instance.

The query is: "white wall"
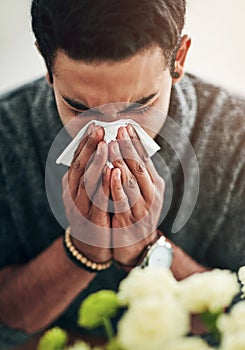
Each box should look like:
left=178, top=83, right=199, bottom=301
left=185, top=0, right=245, bottom=97
left=0, top=0, right=245, bottom=96
left=0, top=0, right=45, bottom=94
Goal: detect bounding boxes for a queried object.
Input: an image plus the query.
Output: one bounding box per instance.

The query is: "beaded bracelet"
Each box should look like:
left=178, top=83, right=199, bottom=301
left=63, top=226, right=112, bottom=273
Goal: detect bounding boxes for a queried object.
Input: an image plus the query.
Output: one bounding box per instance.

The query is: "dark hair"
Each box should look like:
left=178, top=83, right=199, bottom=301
left=31, top=0, right=186, bottom=81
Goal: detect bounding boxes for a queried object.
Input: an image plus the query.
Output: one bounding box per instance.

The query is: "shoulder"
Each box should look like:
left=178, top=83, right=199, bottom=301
left=0, top=77, right=52, bottom=124
left=181, top=74, right=245, bottom=149
left=0, top=77, right=50, bottom=109
left=185, top=73, right=245, bottom=121
left=0, top=78, right=58, bottom=142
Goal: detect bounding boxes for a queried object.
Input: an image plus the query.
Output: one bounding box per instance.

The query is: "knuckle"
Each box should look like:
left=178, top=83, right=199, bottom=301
left=125, top=175, right=137, bottom=189
left=87, top=129, right=101, bottom=148
left=93, top=190, right=107, bottom=205
left=135, top=161, right=146, bottom=174
left=114, top=158, right=125, bottom=167
left=141, top=152, right=150, bottom=163
left=132, top=207, right=147, bottom=220
left=114, top=197, right=129, bottom=212
left=72, top=159, right=82, bottom=172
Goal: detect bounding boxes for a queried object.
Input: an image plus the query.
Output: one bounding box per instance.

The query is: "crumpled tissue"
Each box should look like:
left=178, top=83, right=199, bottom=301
left=56, top=119, right=160, bottom=167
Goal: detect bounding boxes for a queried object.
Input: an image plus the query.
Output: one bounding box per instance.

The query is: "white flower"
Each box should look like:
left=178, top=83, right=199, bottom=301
left=238, top=266, right=245, bottom=298
left=118, top=267, right=178, bottom=305
left=217, top=302, right=245, bottom=350
left=217, top=301, right=245, bottom=335
left=220, top=332, right=245, bottom=350
left=117, top=294, right=189, bottom=350
left=167, top=337, right=212, bottom=350
left=66, top=341, right=91, bottom=350
left=177, top=269, right=240, bottom=313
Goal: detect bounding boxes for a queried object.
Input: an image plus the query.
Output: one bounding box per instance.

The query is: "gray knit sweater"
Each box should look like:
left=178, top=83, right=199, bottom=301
left=0, top=74, right=244, bottom=348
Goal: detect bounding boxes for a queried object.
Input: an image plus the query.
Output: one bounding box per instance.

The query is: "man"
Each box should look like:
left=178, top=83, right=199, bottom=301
left=0, top=0, right=244, bottom=348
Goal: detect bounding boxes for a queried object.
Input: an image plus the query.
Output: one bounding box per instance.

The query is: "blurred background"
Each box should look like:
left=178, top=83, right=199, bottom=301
left=0, top=0, right=244, bottom=96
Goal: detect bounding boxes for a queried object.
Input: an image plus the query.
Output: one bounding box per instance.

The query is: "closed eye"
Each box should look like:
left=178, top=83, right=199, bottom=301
left=120, top=102, right=154, bottom=115
left=71, top=108, right=103, bottom=117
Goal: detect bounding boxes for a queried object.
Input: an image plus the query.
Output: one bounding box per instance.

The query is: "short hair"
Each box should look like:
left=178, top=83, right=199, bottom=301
left=31, top=0, right=186, bottom=80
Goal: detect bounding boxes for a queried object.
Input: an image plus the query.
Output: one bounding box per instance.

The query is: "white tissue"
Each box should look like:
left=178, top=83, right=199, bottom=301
left=56, top=119, right=160, bottom=166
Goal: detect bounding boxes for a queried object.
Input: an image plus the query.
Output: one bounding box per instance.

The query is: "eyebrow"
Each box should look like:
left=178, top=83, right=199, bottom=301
left=62, top=92, right=158, bottom=113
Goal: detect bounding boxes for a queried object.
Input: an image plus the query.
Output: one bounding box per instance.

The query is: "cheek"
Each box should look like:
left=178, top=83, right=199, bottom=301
left=54, top=96, right=74, bottom=126
left=52, top=87, right=70, bottom=126
left=53, top=93, right=97, bottom=137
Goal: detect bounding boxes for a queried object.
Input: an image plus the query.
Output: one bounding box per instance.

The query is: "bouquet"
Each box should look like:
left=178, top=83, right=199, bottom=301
left=38, top=266, right=245, bottom=350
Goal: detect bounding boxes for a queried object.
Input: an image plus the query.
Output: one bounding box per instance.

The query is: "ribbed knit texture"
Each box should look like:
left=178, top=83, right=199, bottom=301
left=0, top=74, right=244, bottom=341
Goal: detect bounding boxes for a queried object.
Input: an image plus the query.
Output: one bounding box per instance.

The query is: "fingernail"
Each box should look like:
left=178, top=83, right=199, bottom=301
left=88, top=123, right=95, bottom=133
left=112, top=141, right=119, bottom=152
left=127, top=125, right=134, bottom=138
left=122, top=127, right=129, bottom=139
left=116, top=168, right=121, bottom=180
left=97, top=143, right=102, bottom=155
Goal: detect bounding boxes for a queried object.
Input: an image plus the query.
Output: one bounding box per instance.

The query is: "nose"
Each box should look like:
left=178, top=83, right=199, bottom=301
left=93, top=102, right=128, bottom=122
left=100, top=112, right=121, bottom=122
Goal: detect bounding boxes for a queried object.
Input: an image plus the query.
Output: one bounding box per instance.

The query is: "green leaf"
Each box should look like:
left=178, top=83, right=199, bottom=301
left=200, top=310, right=222, bottom=344
left=37, top=327, right=68, bottom=350
left=78, top=290, right=120, bottom=329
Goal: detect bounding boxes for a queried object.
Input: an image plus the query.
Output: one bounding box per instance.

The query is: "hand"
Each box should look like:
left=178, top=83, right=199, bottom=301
left=62, top=124, right=112, bottom=263
left=109, top=125, right=165, bottom=267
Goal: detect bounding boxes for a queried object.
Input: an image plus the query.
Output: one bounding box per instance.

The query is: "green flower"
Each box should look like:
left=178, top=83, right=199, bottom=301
left=37, top=327, right=68, bottom=350
left=78, top=290, right=119, bottom=329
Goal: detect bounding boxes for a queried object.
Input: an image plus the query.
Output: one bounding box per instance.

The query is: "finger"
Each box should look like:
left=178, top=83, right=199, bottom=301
left=62, top=172, right=77, bottom=212
left=126, top=124, right=161, bottom=183
left=68, top=125, right=93, bottom=182
left=67, top=124, right=93, bottom=197
left=62, top=171, right=69, bottom=192
left=84, top=141, right=109, bottom=200
left=111, top=168, right=131, bottom=214
left=116, top=127, right=155, bottom=202
left=111, top=167, right=152, bottom=221
left=91, top=166, right=111, bottom=215
left=110, top=141, right=142, bottom=207
left=75, top=142, right=108, bottom=213
left=68, top=125, right=104, bottom=198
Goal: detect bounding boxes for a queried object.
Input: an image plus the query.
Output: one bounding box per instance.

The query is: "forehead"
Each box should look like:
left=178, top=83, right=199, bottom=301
left=53, top=47, right=166, bottom=106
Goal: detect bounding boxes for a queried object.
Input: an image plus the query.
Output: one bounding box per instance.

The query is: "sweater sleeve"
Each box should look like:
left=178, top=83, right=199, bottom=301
left=0, top=323, right=36, bottom=350
left=0, top=109, right=36, bottom=348
left=0, top=109, right=27, bottom=268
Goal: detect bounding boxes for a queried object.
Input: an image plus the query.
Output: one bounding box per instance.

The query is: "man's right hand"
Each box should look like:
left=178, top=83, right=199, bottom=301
left=62, top=124, right=112, bottom=263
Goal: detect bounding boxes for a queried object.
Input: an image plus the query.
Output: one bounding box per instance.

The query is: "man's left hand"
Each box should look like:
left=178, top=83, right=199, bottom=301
left=109, top=125, right=165, bottom=267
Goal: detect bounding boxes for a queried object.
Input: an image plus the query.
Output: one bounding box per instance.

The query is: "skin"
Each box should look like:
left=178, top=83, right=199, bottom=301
left=52, top=39, right=189, bottom=266
left=0, top=35, right=207, bottom=335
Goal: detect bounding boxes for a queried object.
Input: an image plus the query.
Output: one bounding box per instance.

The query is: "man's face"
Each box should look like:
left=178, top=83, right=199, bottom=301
left=52, top=46, right=173, bottom=139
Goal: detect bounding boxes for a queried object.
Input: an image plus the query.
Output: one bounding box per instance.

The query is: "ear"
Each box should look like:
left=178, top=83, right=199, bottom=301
left=172, top=35, right=191, bottom=84
left=45, top=72, right=53, bottom=87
